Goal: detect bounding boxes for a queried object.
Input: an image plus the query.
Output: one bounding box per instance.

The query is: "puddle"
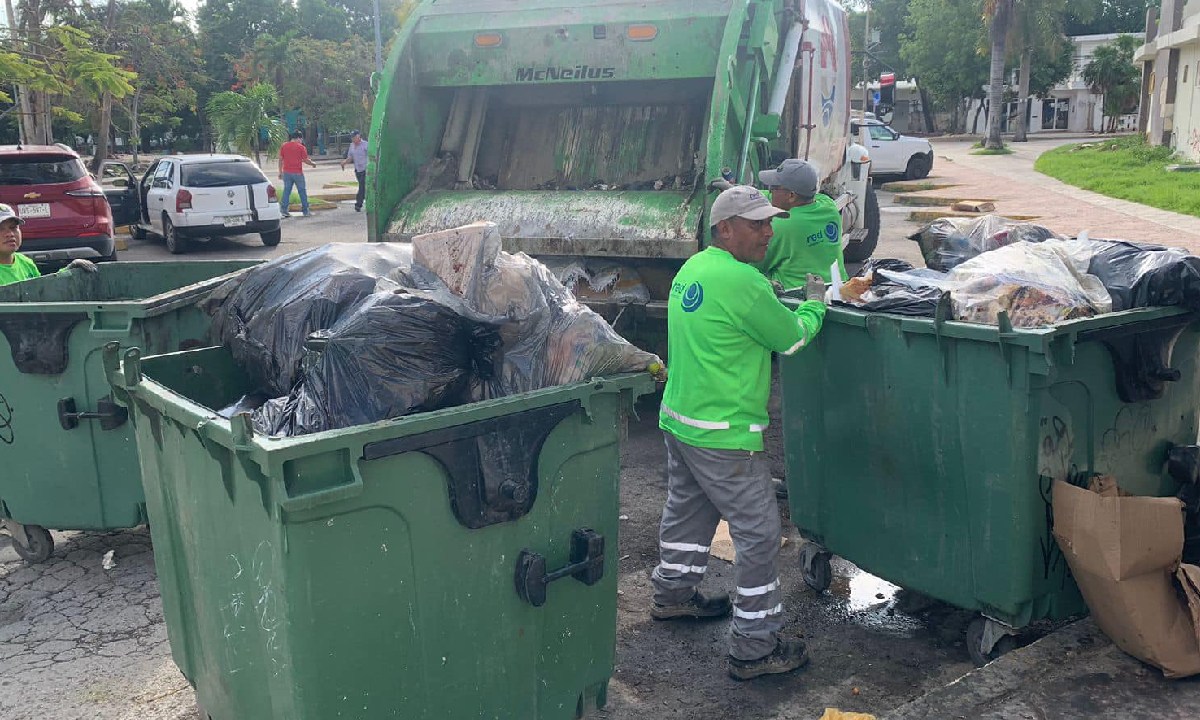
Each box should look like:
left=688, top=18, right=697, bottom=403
left=826, top=558, right=926, bottom=634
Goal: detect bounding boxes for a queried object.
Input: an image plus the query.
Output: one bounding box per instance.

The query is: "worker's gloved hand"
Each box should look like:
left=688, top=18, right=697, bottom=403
left=66, top=259, right=98, bottom=274
left=648, top=361, right=668, bottom=383
left=770, top=280, right=786, bottom=298
left=804, top=274, right=827, bottom=304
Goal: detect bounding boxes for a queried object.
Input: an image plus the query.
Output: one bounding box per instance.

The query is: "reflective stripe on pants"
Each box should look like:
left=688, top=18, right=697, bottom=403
left=651, top=433, right=784, bottom=661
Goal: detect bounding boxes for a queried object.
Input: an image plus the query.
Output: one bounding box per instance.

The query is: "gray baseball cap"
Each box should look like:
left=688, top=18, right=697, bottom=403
left=0, top=203, right=24, bottom=226
left=710, top=185, right=789, bottom=225
left=759, top=159, right=820, bottom=199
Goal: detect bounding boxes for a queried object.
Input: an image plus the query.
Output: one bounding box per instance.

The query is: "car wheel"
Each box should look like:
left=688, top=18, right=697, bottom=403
left=905, top=154, right=932, bottom=181
left=843, top=184, right=880, bottom=263
left=260, top=229, right=281, bottom=247
left=163, top=215, right=187, bottom=255
left=131, top=224, right=147, bottom=240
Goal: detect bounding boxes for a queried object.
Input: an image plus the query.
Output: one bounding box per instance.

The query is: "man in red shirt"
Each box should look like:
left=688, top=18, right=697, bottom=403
left=278, top=130, right=318, bottom=217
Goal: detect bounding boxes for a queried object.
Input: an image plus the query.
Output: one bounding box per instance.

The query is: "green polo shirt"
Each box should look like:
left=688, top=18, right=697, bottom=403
left=758, top=193, right=848, bottom=288
left=0, top=254, right=40, bottom=285
left=660, top=246, right=826, bottom=452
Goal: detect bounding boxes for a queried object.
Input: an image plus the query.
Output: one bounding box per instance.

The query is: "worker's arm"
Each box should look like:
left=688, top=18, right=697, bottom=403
left=741, top=285, right=826, bottom=356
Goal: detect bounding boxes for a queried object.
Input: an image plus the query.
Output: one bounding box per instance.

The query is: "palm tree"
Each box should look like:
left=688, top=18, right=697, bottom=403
left=983, top=0, right=1013, bottom=150
left=205, top=82, right=286, bottom=165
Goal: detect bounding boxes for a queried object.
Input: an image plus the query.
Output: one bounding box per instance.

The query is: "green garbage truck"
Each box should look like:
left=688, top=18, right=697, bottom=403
left=367, top=0, right=879, bottom=353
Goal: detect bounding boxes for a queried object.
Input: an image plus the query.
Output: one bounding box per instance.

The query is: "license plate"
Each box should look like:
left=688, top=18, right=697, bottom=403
left=222, top=215, right=247, bottom=227
left=17, top=203, right=50, bottom=219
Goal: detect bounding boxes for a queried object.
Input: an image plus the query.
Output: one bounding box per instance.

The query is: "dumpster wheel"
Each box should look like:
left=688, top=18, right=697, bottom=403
left=11, top=524, right=54, bottom=564
left=966, top=615, right=1017, bottom=667
left=799, top=543, right=832, bottom=593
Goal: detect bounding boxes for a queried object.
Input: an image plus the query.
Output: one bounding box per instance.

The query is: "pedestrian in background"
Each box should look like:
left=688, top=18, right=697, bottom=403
left=341, top=130, right=369, bottom=213
left=279, top=130, right=317, bottom=218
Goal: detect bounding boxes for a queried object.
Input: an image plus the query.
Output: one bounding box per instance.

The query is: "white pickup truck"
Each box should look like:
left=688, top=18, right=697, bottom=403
left=853, top=118, right=935, bottom=180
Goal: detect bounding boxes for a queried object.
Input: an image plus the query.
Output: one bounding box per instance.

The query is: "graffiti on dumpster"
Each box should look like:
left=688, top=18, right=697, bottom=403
left=1098, top=404, right=1154, bottom=473
left=221, top=540, right=286, bottom=678
left=1038, top=415, right=1078, bottom=584
left=0, top=392, right=12, bottom=445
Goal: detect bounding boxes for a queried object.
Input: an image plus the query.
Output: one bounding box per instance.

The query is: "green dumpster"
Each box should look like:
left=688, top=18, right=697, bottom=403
left=106, top=344, right=653, bottom=720
left=0, top=261, right=257, bottom=562
left=780, top=303, right=1200, bottom=665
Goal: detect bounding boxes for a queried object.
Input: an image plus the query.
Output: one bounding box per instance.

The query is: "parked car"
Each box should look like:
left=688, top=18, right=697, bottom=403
left=0, top=144, right=125, bottom=265
left=104, top=154, right=282, bottom=254
left=851, top=119, right=934, bottom=180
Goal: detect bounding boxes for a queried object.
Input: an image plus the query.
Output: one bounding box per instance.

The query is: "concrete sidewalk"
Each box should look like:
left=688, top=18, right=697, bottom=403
left=900, top=139, right=1200, bottom=253
left=885, top=618, right=1200, bottom=720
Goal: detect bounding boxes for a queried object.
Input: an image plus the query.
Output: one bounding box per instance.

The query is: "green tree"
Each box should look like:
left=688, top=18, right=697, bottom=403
left=205, top=82, right=286, bottom=164
left=197, top=0, right=293, bottom=95
left=1082, top=34, right=1142, bottom=132
left=1009, top=0, right=1096, bottom=142
left=1065, top=0, right=1153, bottom=35
left=901, top=0, right=990, bottom=132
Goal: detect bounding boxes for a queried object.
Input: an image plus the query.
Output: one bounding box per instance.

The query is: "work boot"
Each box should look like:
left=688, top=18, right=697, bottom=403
left=772, top=477, right=789, bottom=499
left=727, top=638, right=810, bottom=681
left=650, top=589, right=732, bottom=621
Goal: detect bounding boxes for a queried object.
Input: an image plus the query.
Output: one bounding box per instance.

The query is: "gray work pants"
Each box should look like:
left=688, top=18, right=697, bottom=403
left=651, top=432, right=783, bottom=661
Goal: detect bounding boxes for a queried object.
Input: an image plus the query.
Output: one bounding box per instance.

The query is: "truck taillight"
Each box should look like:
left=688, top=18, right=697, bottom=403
left=176, top=189, right=192, bottom=212
left=267, top=185, right=278, bottom=203
left=627, top=24, right=658, bottom=41
left=474, top=32, right=503, bottom=48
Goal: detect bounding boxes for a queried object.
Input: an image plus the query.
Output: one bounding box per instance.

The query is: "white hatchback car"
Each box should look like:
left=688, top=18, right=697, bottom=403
left=124, top=154, right=282, bottom=254
left=852, top=119, right=935, bottom=180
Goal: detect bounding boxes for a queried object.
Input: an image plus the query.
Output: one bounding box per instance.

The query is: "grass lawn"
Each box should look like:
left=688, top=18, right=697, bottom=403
left=273, top=185, right=336, bottom=210
left=1035, top=135, right=1200, bottom=217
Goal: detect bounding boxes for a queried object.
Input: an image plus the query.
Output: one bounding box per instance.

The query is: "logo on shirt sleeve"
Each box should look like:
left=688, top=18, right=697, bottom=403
left=681, top=282, right=704, bottom=312
left=824, top=222, right=839, bottom=241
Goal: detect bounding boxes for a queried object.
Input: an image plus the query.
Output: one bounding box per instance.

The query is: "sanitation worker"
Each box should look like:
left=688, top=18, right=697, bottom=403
left=757, top=158, right=848, bottom=288
left=650, top=185, right=827, bottom=680
left=0, top=204, right=95, bottom=284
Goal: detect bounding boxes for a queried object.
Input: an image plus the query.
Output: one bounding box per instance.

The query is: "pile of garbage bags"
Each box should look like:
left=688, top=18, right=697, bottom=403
left=843, top=216, right=1200, bottom=327
left=207, top=224, right=661, bottom=436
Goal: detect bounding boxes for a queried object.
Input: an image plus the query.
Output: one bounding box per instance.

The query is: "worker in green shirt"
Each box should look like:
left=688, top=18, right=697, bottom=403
left=757, top=159, right=848, bottom=287
left=650, top=185, right=827, bottom=681
left=0, top=204, right=97, bottom=285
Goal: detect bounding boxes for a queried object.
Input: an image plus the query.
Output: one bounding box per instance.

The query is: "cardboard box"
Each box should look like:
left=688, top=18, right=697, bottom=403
left=1053, top=479, right=1200, bottom=678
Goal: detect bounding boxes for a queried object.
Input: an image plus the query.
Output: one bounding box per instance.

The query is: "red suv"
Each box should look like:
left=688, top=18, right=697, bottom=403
left=0, top=144, right=134, bottom=265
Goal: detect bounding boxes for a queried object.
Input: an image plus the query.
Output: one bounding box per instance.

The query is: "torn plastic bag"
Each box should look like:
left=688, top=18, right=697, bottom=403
left=541, top=258, right=652, bottom=304
left=1083, top=239, right=1200, bottom=312
left=411, top=223, right=662, bottom=397
left=836, top=259, right=946, bottom=317
left=947, top=240, right=1112, bottom=327
left=252, top=289, right=503, bottom=436
left=910, top=215, right=1062, bottom=271
left=207, top=243, right=416, bottom=396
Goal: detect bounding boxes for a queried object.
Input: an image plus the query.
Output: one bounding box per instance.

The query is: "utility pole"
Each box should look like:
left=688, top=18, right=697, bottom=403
left=861, top=1, right=871, bottom=117
left=372, top=0, right=384, bottom=73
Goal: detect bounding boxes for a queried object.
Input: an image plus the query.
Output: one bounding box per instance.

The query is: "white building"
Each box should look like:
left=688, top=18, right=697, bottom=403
left=860, top=34, right=1142, bottom=135
left=1136, top=0, right=1200, bottom=161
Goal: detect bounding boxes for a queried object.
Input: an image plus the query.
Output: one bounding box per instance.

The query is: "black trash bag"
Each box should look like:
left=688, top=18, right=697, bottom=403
left=838, top=259, right=945, bottom=317
left=207, top=243, right=416, bottom=396
left=910, top=215, right=1061, bottom=271
left=1084, top=239, right=1200, bottom=312
left=252, top=289, right=503, bottom=436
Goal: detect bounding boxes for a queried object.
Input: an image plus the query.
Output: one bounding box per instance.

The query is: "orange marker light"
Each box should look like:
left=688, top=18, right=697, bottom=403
left=474, top=32, right=503, bottom=48
left=627, top=24, right=658, bottom=41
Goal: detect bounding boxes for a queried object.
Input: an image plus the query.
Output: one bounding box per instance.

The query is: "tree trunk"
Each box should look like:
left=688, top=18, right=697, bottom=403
left=3, top=0, right=33, bottom=145
left=89, top=0, right=119, bottom=174
left=1013, top=47, right=1032, bottom=142
left=984, top=0, right=1012, bottom=150
left=130, top=91, right=141, bottom=167
left=919, top=87, right=937, bottom=133
left=972, top=99, right=986, bottom=135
